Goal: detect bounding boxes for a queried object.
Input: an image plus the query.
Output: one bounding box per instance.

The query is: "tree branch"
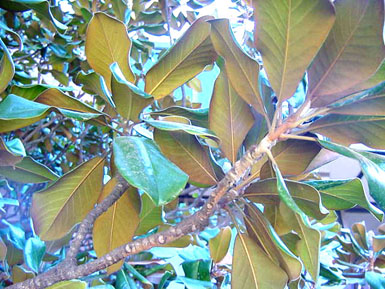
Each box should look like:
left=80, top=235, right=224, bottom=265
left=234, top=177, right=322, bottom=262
left=7, top=132, right=279, bottom=289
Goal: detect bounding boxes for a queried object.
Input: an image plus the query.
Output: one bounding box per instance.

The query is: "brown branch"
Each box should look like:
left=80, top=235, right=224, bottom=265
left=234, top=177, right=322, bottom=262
left=7, top=131, right=281, bottom=288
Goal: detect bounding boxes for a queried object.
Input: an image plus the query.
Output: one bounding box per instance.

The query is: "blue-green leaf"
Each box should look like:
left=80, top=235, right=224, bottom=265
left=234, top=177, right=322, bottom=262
left=24, top=237, right=46, bottom=273
left=113, top=136, right=188, bottom=205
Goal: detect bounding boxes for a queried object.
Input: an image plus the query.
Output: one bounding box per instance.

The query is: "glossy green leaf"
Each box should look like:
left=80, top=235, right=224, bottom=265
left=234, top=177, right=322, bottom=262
left=151, top=106, right=209, bottom=128
left=232, top=234, right=288, bottom=289
left=319, top=140, right=385, bottom=211
left=110, top=62, right=153, bottom=122
left=75, top=71, right=113, bottom=106
left=373, top=235, right=385, bottom=253
left=24, top=237, right=46, bottom=273
left=253, top=0, right=335, bottom=103
left=154, top=116, right=217, bottom=186
left=113, top=136, right=188, bottom=205
left=210, top=19, right=266, bottom=117
left=0, top=21, right=23, bottom=51
left=209, top=227, right=232, bottom=263
left=209, top=69, right=254, bottom=163
left=93, top=178, right=141, bottom=274
left=306, top=114, right=385, bottom=149
left=85, top=13, right=135, bottom=91
left=116, top=269, right=138, bottom=289
left=46, top=280, right=87, bottom=289
left=146, top=118, right=219, bottom=147
left=31, top=157, right=105, bottom=240
left=244, top=203, right=302, bottom=281
left=10, top=84, right=73, bottom=101
left=307, top=179, right=383, bottom=221
left=0, top=138, right=25, bottom=167
left=0, top=38, right=15, bottom=93
left=245, top=179, right=328, bottom=220
left=260, top=139, right=321, bottom=178
left=135, top=193, right=163, bottom=236
left=177, top=276, right=212, bottom=289
left=0, top=157, right=58, bottom=183
left=279, top=203, right=321, bottom=281
left=365, top=271, right=385, bottom=289
left=308, top=0, right=385, bottom=107
left=145, top=17, right=216, bottom=99
left=0, top=94, right=103, bottom=133
left=330, top=93, right=385, bottom=117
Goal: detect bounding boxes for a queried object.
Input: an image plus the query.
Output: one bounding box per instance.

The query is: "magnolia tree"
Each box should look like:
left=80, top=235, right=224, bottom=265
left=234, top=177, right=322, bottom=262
left=0, top=0, right=384, bottom=288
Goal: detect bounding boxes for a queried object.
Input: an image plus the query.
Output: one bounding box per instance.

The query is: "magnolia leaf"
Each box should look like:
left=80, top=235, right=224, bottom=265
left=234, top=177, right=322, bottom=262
left=154, top=116, right=217, bottom=186
left=0, top=94, right=104, bottom=133
left=151, top=106, right=209, bottom=128
left=0, top=138, right=25, bottom=167
left=85, top=12, right=134, bottom=91
left=0, top=157, right=58, bottom=183
left=10, top=84, right=73, bottom=100
left=116, top=269, right=140, bottom=289
left=319, top=140, right=385, bottom=211
left=146, top=118, right=220, bottom=147
left=260, top=139, right=321, bottom=178
left=46, top=280, right=87, bottom=289
left=24, top=237, right=46, bottom=273
left=279, top=203, right=321, bottom=281
left=308, top=0, right=385, bottom=107
left=93, top=178, right=141, bottom=274
left=209, top=19, right=266, bottom=117
left=307, top=179, right=383, bottom=221
left=12, top=265, right=34, bottom=284
left=145, top=17, right=216, bottom=99
left=365, top=271, right=385, bottom=289
left=330, top=93, right=385, bottom=117
left=31, top=157, right=105, bottom=241
left=253, top=0, right=335, bottom=103
left=306, top=114, right=385, bottom=149
left=209, top=69, right=254, bottom=164
left=232, top=234, right=288, bottom=289
left=0, top=237, right=6, bottom=262
left=75, top=71, right=113, bottom=106
left=135, top=193, right=163, bottom=236
left=244, top=203, right=302, bottom=281
left=110, top=62, right=153, bottom=122
left=113, top=136, right=188, bottom=205
left=0, top=38, right=15, bottom=93
left=373, top=235, right=385, bottom=253
left=245, top=179, right=328, bottom=220
left=209, top=227, right=232, bottom=263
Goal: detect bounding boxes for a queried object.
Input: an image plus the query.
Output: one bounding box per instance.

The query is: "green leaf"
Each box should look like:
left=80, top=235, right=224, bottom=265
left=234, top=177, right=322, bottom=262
left=145, top=17, right=216, bottom=99
left=373, top=235, right=385, bottom=253
left=232, top=234, right=288, bottom=289
left=135, top=193, right=163, bottom=235
left=146, top=118, right=219, bottom=147
left=10, top=84, right=73, bottom=101
left=0, top=157, right=58, bottom=183
left=0, top=38, right=15, bottom=93
left=75, top=71, right=113, bottom=106
left=259, top=139, right=321, bottom=178
left=11, top=265, right=34, bottom=284
left=209, top=69, right=254, bottom=164
left=330, top=93, right=385, bottom=117
left=113, top=136, right=188, bottom=205
left=0, top=237, right=6, bottom=262
left=177, top=276, right=212, bottom=289
left=318, top=140, right=385, bottom=212
left=253, top=0, right=335, bottom=103
left=151, top=106, right=209, bottom=128
left=154, top=116, right=217, bottom=186
left=24, top=237, right=46, bottom=273
left=31, top=157, right=105, bottom=241
left=365, top=271, right=385, bottom=289
left=245, top=179, right=328, bottom=220
left=308, top=0, right=385, bottom=107
left=93, top=178, right=141, bottom=274
left=278, top=203, right=321, bottom=281
left=306, top=114, right=385, bottom=149
left=209, top=19, right=266, bottom=117
left=244, top=203, right=302, bottom=281
left=116, top=269, right=137, bottom=289
left=46, top=280, right=87, bottom=289
left=307, top=179, right=383, bottom=221
left=0, top=138, right=25, bottom=167
left=85, top=13, right=135, bottom=91
left=209, top=227, right=232, bottom=263
left=110, top=62, right=153, bottom=122
left=0, top=94, right=103, bottom=133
